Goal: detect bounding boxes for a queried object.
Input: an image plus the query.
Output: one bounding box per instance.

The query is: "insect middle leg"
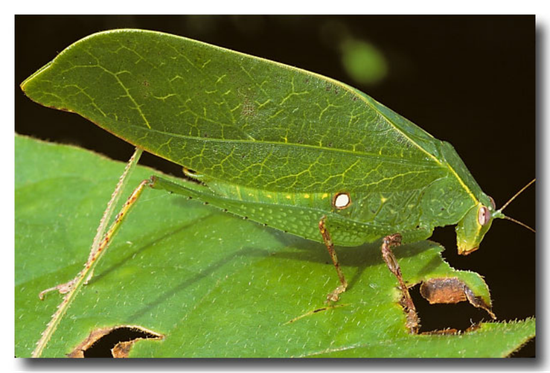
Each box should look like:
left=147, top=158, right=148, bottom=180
left=381, top=233, right=420, bottom=334
left=319, top=216, right=348, bottom=303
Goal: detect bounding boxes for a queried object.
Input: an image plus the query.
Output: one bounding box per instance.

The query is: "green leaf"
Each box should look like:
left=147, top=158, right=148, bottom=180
left=15, top=135, right=535, bottom=357
left=309, top=321, right=536, bottom=358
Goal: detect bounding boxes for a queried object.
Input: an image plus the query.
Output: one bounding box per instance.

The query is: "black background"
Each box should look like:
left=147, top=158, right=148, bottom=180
left=15, top=15, right=536, bottom=357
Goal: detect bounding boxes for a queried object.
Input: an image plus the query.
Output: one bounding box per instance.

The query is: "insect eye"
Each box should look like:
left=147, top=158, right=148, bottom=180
left=333, top=192, right=351, bottom=210
left=478, top=206, right=491, bottom=226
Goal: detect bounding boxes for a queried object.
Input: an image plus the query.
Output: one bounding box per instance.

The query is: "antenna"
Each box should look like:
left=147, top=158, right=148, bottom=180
left=501, top=215, right=536, bottom=233
left=497, top=178, right=536, bottom=213
left=494, top=178, right=535, bottom=233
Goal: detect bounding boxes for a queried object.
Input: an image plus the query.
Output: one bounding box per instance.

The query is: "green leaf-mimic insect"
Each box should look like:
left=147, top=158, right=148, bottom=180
left=21, top=29, right=533, bottom=333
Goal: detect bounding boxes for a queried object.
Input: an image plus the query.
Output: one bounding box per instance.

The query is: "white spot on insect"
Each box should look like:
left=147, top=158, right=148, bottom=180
left=333, top=192, right=351, bottom=210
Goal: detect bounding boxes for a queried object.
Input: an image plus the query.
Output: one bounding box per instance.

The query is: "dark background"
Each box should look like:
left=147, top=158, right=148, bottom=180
left=15, top=15, right=536, bottom=357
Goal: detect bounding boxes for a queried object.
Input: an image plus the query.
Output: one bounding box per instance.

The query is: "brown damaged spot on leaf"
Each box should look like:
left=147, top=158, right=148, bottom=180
left=111, top=340, right=135, bottom=358
left=420, top=277, right=468, bottom=304
left=68, top=325, right=164, bottom=358
left=420, top=277, right=496, bottom=319
left=241, top=97, right=256, bottom=118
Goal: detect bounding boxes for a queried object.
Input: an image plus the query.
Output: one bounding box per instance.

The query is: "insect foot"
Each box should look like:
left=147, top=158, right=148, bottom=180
left=326, top=284, right=347, bottom=303
left=381, top=233, right=420, bottom=334
left=38, top=278, right=78, bottom=300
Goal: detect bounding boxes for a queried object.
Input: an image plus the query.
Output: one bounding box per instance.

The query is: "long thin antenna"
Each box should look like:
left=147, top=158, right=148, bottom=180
left=502, top=215, right=536, bottom=233
left=497, top=178, right=536, bottom=213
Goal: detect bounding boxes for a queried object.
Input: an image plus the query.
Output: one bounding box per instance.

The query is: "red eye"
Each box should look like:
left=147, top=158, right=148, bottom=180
left=478, top=206, right=491, bottom=226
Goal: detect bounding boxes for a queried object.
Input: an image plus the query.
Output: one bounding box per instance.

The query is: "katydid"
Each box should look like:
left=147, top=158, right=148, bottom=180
left=21, top=29, right=534, bottom=333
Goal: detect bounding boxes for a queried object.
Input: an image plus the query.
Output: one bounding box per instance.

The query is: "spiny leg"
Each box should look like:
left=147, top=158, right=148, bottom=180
left=84, top=178, right=153, bottom=281
left=39, top=177, right=153, bottom=299
left=381, top=233, right=420, bottom=334
left=319, top=216, right=348, bottom=303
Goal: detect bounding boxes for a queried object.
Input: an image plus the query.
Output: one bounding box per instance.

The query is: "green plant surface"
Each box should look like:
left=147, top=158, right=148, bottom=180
left=15, top=135, right=535, bottom=358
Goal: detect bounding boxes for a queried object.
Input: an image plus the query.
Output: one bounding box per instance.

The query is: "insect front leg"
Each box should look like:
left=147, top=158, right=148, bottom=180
left=381, top=233, right=420, bottom=334
left=319, top=216, right=348, bottom=303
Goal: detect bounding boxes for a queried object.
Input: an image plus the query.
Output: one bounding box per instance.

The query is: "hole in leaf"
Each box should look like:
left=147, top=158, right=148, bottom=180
left=419, top=277, right=495, bottom=319
left=410, top=282, right=494, bottom=334
left=68, top=325, right=163, bottom=358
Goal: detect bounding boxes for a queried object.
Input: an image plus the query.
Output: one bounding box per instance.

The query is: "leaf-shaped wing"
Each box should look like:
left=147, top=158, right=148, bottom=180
left=22, top=30, right=477, bottom=196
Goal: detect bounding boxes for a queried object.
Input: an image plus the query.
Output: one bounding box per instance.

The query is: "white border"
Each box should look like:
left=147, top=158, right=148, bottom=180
left=7, top=1, right=549, bottom=371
